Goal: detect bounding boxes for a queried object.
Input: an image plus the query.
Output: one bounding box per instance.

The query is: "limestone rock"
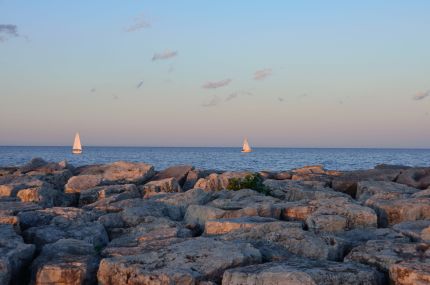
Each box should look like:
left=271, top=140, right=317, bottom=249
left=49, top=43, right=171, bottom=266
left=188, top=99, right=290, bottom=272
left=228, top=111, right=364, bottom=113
left=389, top=261, right=430, bottom=285
left=264, top=179, right=345, bottom=201
left=356, top=181, right=419, bottom=203
left=194, top=172, right=254, bottom=192
left=79, top=184, right=138, bottom=206
left=219, top=221, right=345, bottom=261
left=141, top=177, right=182, bottom=198
left=65, top=175, right=103, bottom=194
left=345, top=240, right=430, bottom=273
left=19, top=207, right=108, bottom=250
left=204, top=216, right=282, bottom=236
left=365, top=197, right=430, bottom=227
left=151, top=165, right=193, bottom=186
left=30, top=239, right=100, bottom=285
left=396, top=167, right=430, bottom=189
left=393, top=220, right=430, bottom=242
left=223, top=258, right=385, bottom=285
left=0, top=224, right=35, bottom=285
left=97, top=238, right=262, bottom=284
left=101, top=161, right=155, bottom=184
left=305, top=197, right=377, bottom=233
left=332, top=169, right=401, bottom=197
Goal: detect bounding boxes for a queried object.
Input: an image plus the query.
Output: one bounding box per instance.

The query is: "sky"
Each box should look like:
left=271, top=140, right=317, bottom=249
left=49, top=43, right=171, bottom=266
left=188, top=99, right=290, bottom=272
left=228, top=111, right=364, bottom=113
left=0, top=1, right=430, bottom=148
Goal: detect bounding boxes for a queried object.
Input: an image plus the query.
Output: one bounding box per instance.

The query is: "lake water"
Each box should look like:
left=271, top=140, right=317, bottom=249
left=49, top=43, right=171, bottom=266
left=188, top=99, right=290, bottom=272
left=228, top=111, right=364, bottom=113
left=1, top=146, right=430, bottom=171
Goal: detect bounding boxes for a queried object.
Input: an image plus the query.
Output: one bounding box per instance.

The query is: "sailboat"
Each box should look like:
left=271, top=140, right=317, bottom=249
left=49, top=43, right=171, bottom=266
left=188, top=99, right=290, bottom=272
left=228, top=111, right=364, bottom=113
left=241, top=138, right=252, bottom=153
left=72, top=132, right=82, bottom=154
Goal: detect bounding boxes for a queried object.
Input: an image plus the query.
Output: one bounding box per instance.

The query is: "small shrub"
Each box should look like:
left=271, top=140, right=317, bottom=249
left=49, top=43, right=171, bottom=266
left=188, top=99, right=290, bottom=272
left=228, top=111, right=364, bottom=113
left=226, top=173, right=269, bottom=195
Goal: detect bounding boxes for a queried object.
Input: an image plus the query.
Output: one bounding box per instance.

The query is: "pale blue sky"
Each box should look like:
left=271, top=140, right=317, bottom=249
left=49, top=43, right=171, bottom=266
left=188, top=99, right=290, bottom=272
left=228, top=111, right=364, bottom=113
left=1, top=1, right=429, bottom=147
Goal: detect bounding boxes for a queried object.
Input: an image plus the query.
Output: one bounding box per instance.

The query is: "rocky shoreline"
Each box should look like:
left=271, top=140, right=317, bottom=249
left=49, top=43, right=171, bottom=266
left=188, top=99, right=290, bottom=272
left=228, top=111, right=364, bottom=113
left=0, top=158, right=429, bottom=285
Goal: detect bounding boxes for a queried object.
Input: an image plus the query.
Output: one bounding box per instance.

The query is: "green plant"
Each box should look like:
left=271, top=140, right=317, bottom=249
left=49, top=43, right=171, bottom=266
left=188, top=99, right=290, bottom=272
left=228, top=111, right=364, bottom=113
left=226, top=173, right=269, bottom=195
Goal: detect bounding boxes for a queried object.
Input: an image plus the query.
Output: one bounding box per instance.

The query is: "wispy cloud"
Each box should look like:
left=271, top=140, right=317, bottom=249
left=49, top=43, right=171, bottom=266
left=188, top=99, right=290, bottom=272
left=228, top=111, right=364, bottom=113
left=226, top=91, right=253, bottom=101
left=202, top=95, right=222, bottom=107
left=413, top=90, right=430, bottom=101
left=278, top=97, right=285, bottom=102
left=253, top=68, right=272, bottom=80
left=136, top=80, right=144, bottom=89
left=202, top=79, right=232, bottom=89
left=125, top=14, right=150, bottom=32
left=90, top=88, right=96, bottom=93
left=112, top=95, right=119, bottom=100
left=152, top=50, right=178, bottom=61
left=0, top=24, right=19, bottom=42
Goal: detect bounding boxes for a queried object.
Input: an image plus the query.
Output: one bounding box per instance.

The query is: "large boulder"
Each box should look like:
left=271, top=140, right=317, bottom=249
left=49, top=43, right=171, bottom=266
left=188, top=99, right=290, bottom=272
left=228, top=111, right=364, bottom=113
left=30, top=239, right=100, bottom=285
left=263, top=179, right=346, bottom=201
left=65, top=162, right=155, bottom=193
left=204, top=216, right=283, bottom=236
left=97, top=238, right=262, bottom=284
left=389, top=261, right=430, bottom=285
left=303, top=197, right=378, bottom=233
left=140, top=178, right=182, bottom=198
left=365, top=197, right=430, bottom=227
left=19, top=207, right=108, bottom=251
left=393, top=220, right=430, bottom=243
left=0, top=224, right=35, bottom=285
left=151, top=165, right=193, bottom=186
left=332, top=169, right=401, bottom=197
left=345, top=240, right=429, bottom=273
left=194, top=172, right=254, bottom=192
left=396, top=167, right=430, bottom=189
left=184, top=190, right=283, bottom=231
left=79, top=184, right=139, bottom=206
left=223, top=258, right=385, bottom=285
left=219, top=221, right=345, bottom=261
left=356, top=181, right=420, bottom=203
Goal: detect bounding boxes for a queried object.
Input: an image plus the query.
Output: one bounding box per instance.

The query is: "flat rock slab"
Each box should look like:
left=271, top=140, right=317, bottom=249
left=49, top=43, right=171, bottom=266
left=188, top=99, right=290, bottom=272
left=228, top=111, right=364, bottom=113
left=204, top=216, right=287, bottom=236
left=365, top=197, right=430, bottom=227
left=263, top=179, right=345, bottom=201
left=219, top=221, right=344, bottom=261
left=79, top=184, right=139, bottom=206
left=356, top=181, right=420, bottom=203
left=345, top=240, right=430, bottom=273
left=223, top=258, right=385, bottom=285
left=97, top=237, right=262, bottom=285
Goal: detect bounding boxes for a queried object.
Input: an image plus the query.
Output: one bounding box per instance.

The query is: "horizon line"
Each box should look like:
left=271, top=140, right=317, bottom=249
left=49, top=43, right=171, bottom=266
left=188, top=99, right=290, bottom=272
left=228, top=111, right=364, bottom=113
left=1, top=145, right=430, bottom=150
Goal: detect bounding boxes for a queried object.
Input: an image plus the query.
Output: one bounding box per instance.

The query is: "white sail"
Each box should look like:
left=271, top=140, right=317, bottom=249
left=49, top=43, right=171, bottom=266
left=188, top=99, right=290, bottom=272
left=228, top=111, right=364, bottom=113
left=241, top=138, right=252, bottom=153
left=72, top=133, right=82, bottom=154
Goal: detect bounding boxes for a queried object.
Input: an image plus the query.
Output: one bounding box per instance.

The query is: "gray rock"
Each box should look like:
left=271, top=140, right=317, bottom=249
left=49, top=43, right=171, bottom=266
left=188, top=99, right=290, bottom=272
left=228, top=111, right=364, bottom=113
left=332, top=169, right=401, bottom=197
left=97, top=238, right=262, bottom=284
left=0, top=224, right=35, bottom=285
left=141, top=177, right=182, bottom=198
left=79, top=184, right=138, bottom=206
left=151, top=164, right=193, bottom=186
left=396, top=167, right=430, bottom=189
left=365, top=197, right=430, bottom=227
left=264, top=179, right=346, bottom=201
left=356, top=181, right=420, bottom=203
left=393, top=220, right=430, bottom=242
left=223, top=258, right=385, bottom=285
left=389, top=261, right=430, bottom=285
left=219, top=221, right=345, bottom=261
left=204, top=216, right=283, bottom=236
left=345, top=240, right=430, bottom=273
left=30, top=239, right=100, bottom=285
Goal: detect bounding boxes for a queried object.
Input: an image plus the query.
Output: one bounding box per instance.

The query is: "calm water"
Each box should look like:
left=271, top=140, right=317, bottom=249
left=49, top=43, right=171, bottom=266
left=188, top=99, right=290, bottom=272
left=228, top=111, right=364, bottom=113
left=1, top=146, right=430, bottom=171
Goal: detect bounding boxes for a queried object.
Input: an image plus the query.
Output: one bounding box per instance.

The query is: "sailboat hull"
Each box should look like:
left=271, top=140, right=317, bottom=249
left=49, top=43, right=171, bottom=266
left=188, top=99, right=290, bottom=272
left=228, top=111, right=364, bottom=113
left=241, top=150, right=252, bottom=153
left=72, top=149, right=82, bottom=154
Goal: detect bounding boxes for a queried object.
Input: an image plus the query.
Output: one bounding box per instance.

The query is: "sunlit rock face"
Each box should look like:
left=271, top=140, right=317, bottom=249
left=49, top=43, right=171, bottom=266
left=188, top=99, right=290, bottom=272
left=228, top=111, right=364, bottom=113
left=1, top=159, right=429, bottom=284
